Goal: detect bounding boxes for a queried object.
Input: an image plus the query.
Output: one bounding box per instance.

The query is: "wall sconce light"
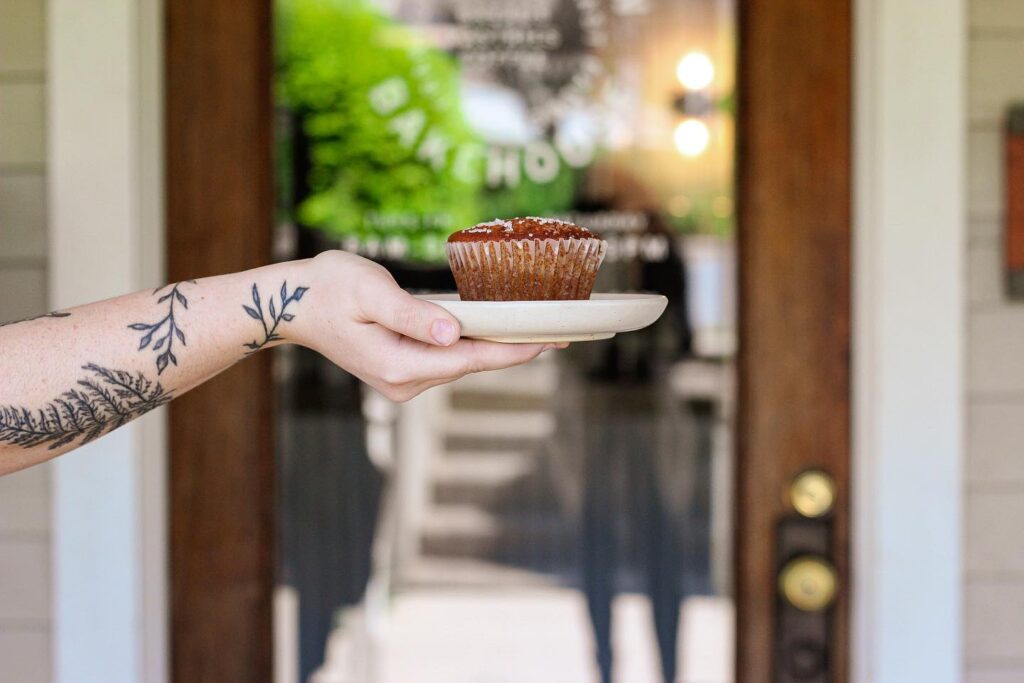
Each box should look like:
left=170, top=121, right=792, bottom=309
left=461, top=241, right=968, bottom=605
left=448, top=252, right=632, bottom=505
left=674, top=118, right=710, bottom=157
left=672, top=50, right=717, bottom=156
left=677, top=51, right=714, bottom=90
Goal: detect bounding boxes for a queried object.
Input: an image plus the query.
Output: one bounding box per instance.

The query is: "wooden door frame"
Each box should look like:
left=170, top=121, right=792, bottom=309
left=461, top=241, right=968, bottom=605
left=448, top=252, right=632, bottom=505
left=166, top=2, right=275, bottom=682
left=736, top=1, right=851, bottom=681
left=164, top=1, right=853, bottom=681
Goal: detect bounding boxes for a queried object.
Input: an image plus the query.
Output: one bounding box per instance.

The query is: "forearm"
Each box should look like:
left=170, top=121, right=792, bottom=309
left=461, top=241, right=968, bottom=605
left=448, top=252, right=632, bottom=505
left=1, top=249, right=553, bottom=475
left=0, top=259, right=314, bottom=474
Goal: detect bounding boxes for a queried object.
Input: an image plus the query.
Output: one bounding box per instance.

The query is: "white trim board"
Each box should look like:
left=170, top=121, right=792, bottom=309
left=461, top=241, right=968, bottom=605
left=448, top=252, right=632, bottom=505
left=47, top=0, right=167, bottom=681
left=853, top=0, right=965, bottom=681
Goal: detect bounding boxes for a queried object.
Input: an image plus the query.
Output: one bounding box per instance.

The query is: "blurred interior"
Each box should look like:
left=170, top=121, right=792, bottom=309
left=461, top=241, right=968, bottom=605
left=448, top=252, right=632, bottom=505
left=272, top=1, right=736, bottom=680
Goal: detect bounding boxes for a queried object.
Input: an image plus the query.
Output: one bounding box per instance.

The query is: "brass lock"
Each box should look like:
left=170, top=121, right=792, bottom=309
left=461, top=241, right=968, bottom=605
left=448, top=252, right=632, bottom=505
left=779, top=555, right=838, bottom=612
left=789, top=469, right=837, bottom=518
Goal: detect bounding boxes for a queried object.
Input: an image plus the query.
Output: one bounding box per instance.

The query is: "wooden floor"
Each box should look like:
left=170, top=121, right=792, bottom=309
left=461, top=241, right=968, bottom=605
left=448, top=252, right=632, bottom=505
left=311, top=590, right=734, bottom=683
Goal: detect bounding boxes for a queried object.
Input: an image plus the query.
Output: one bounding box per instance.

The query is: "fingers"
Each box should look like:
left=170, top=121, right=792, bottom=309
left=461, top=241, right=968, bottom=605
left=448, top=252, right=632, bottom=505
left=389, top=337, right=549, bottom=381
left=357, top=273, right=461, bottom=347
left=384, top=340, right=548, bottom=402
left=451, top=339, right=549, bottom=374
left=351, top=325, right=554, bottom=402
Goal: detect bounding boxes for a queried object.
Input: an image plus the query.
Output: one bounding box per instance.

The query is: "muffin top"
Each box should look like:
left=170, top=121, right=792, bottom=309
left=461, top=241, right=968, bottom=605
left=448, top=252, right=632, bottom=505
left=447, top=217, right=595, bottom=243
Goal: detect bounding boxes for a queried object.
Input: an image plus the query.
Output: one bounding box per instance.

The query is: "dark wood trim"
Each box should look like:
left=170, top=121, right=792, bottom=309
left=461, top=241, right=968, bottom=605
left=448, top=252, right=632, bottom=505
left=166, top=1, right=275, bottom=681
left=736, top=0, right=851, bottom=681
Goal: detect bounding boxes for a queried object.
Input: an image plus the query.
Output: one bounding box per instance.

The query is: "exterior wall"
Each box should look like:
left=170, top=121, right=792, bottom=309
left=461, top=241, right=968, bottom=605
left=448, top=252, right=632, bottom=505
left=0, top=0, right=53, bottom=680
left=966, top=1, right=1024, bottom=681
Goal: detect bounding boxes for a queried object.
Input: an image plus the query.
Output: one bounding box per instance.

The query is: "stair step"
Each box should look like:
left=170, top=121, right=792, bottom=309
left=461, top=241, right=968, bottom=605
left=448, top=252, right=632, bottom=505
left=397, top=557, right=558, bottom=589
left=420, top=504, right=571, bottom=561
left=451, top=358, right=558, bottom=397
left=449, top=391, right=548, bottom=411
left=434, top=451, right=535, bottom=482
left=443, top=409, right=555, bottom=445
left=443, top=408, right=555, bottom=451
left=419, top=505, right=499, bottom=559
left=432, top=451, right=535, bottom=506
left=421, top=504, right=499, bottom=534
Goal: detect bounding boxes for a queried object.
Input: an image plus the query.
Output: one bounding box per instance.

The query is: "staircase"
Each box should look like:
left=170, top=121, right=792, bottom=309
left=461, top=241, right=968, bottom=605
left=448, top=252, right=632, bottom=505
left=404, top=355, right=576, bottom=586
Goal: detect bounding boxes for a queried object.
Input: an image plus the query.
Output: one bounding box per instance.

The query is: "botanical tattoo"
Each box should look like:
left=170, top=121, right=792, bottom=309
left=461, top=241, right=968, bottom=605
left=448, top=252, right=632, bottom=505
left=242, top=281, right=308, bottom=353
left=0, top=311, right=71, bottom=328
left=129, top=281, right=196, bottom=374
left=0, top=363, right=173, bottom=450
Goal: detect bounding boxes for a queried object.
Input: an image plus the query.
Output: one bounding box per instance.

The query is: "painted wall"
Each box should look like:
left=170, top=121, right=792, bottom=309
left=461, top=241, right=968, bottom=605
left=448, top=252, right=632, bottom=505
left=0, top=0, right=54, bottom=680
left=965, top=2, right=1024, bottom=681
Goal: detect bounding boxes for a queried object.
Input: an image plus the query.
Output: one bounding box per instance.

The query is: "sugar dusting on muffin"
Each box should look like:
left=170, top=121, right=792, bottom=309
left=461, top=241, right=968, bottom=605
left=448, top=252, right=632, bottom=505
left=447, top=217, right=594, bottom=243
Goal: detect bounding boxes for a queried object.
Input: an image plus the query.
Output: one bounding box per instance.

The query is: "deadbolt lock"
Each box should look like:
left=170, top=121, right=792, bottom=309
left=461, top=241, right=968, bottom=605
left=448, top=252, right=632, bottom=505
left=789, top=469, right=837, bottom=518
left=779, top=555, right=838, bottom=612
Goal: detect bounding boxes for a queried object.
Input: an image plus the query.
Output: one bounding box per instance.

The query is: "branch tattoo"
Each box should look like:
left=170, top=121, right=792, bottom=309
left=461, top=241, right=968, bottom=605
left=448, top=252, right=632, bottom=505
left=129, top=281, right=196, bottom=374
left=0, top=364, right=173, bottom=450
left=242, top=281, right=308, bottom=353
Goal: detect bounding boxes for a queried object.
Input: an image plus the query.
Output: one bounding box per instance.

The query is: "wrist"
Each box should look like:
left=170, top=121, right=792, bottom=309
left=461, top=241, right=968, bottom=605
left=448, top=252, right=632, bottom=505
left=279, top=258, right=317, bottom=350
left=282, top=256, right=323, bottom=350
left=236, top=259, right=317, bottom=353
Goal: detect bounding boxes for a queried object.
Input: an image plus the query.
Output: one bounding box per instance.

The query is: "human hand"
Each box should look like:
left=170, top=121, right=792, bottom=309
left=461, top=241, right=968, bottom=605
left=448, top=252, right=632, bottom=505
left=296, top=250, right=556, bottom=402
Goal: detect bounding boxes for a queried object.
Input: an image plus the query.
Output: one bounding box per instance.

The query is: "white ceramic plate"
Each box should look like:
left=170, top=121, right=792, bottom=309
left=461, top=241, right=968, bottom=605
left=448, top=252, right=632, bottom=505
left=415, top=293, right=669, bottom=343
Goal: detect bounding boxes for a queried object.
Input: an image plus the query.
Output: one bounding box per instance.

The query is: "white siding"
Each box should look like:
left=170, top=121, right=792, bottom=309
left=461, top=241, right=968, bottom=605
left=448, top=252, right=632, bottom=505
left=0, top=83, right=46, bottom=167
left=0, top=0, right=45, bottom=74
left=0, top=0, right=52, bottom=680
left=966, top=0, right=1024, bottom=677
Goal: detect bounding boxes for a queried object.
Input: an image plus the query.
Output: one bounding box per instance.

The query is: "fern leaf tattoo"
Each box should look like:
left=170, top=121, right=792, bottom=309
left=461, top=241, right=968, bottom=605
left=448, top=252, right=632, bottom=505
left=242, top=281, right=308, bottom=353
left=129, top=281, right=196, bottom=374
left=0, top=363, right=173, bottom=450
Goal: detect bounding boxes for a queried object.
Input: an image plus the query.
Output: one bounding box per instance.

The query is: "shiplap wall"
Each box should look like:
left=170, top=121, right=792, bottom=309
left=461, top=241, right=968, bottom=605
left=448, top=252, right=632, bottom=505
left=0, top=0, right=53, bottom=680
left=966, top=1, right=1024, bottom=681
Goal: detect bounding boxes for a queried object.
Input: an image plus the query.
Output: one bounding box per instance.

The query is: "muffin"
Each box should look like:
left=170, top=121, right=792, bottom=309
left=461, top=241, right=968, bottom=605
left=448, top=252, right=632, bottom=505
left=446, top=217, right=607, bottom=301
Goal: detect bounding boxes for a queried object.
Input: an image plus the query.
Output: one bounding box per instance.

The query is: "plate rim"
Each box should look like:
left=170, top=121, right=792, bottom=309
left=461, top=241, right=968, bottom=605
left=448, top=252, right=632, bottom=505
left=414, top=292, right=668, bottom=305
left=412, top=292, right=668, bottom=343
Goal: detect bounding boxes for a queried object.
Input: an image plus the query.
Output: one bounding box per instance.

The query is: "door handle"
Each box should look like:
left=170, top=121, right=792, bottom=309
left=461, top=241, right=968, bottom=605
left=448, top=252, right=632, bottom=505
left=779, top=555, right=838, bottom=612
left=789, top=469, right=836, bottom=519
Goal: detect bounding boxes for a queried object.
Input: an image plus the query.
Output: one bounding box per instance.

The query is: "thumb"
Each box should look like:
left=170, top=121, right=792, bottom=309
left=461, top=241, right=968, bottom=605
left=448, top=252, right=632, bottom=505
left=364, top=284, right=462, bottom=346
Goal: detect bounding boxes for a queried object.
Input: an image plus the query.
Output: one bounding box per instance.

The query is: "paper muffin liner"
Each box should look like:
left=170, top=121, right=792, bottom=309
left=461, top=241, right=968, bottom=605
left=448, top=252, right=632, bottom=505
left=446, top=237, right=607, bottom=301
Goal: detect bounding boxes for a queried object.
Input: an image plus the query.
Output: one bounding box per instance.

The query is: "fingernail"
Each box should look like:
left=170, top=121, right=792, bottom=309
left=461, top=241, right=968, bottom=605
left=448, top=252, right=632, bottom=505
left=431, top=319, right=456, bottom=346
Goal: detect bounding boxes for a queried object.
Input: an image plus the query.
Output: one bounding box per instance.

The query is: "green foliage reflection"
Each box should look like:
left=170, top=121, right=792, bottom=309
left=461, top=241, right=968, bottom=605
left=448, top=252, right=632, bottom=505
left=277, top=0, right=482, bottom=261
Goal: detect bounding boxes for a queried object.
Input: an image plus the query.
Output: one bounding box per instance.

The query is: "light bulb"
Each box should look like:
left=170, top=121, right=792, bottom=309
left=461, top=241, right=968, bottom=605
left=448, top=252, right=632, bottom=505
left=676, top=51, right=715, bottom=91
left=674, top=119, right=710, bottom=157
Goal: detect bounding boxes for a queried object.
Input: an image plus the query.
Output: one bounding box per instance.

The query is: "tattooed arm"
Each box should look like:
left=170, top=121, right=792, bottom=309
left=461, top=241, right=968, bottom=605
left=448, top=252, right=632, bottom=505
left=0, top=250, right=551, bottom=475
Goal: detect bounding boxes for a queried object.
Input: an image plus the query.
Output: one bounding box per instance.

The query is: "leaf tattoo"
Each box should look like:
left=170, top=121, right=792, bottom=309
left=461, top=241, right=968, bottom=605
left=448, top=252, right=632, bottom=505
left=242, top=281, right=308, bottom=353
left=0, top=363, right=173, bottom=451
left=129, top=281, right=196, bottom=374
left=0, top=311, right=71, bottom=328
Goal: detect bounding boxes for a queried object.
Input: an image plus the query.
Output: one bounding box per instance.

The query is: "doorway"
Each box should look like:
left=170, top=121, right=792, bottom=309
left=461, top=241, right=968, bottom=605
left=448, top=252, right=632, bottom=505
left=166, top=1, right=850, bottom=681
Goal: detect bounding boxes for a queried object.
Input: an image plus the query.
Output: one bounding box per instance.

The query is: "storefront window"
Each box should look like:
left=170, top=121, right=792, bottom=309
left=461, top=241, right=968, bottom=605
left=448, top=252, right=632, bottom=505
left=274, top=1, right=736, bottom=680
